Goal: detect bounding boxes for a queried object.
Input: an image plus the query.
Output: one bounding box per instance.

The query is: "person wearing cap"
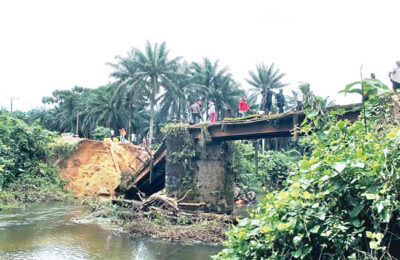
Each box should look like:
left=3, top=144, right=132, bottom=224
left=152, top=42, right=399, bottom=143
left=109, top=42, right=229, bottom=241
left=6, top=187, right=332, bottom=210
left=389, top=61, right=400, bottom=91
left=208, top=101, right=216, bottom=123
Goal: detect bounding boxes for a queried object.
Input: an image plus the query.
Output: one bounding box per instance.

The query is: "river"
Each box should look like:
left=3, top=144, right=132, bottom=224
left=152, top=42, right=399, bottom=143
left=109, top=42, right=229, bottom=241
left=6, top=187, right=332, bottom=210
left=0, top=203, right=222, bottom=260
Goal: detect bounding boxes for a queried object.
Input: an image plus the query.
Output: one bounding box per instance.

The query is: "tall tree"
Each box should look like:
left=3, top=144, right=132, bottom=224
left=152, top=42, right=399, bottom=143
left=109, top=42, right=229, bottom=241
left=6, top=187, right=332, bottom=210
left=83, top=85, right=127, bottom=132
left=190, top=58, right=240, bottom=119
left=110, top=41, right=181, bottom=140
left=246, top=63, right=287, bottom=111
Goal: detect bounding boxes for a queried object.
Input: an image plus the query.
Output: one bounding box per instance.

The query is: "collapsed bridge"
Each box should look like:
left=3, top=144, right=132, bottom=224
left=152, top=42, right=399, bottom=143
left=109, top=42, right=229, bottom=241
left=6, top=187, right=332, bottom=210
left=128, top=104, right=361, bottom=214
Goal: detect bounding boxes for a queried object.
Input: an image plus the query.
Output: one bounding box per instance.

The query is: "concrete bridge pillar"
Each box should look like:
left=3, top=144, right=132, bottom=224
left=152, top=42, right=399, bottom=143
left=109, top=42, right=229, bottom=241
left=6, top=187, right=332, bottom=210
left=165, top=138, right=234, bottom=214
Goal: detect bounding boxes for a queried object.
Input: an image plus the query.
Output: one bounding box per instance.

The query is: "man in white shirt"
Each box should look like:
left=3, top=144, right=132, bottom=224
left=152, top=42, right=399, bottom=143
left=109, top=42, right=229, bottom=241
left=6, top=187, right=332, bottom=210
left=296, top=89, right=304, bottom=111
left=389, top=61, right=400, bottom=91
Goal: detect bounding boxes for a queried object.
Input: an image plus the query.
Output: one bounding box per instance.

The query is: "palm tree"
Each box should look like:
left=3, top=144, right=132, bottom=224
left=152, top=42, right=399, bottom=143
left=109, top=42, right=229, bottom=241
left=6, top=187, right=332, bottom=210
left=84, top=85, right=128, bottom=132
left=158, top=62, right=192, bottom=122
left=42, top=86, right=89, bottom=135
left=246, top=63, right=287, bottom=111
left=190, top=58, right=234, bottom=119
left=110, top=41, right=181, bottom=141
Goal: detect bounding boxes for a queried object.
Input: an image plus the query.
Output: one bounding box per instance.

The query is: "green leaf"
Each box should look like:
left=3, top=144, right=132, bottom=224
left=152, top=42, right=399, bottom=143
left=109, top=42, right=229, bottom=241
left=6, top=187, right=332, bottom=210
left=315, top=212, right=326, bottom=221
left=332, top=162, right=347, bottom=173
left=350, top=205, right=364, bottom=218
left=310, top=225, right=320, bottom=233
left=364, top=193, right=379, bottom=200
left=381, top=209, right=391, bottom=223
left=351, top=219, right=362, bottom=228
left=376, top=202, right=384, bottom=214
left=339, top=81, right=361, bottom=95
left=300, top=160, right=311, bottom=170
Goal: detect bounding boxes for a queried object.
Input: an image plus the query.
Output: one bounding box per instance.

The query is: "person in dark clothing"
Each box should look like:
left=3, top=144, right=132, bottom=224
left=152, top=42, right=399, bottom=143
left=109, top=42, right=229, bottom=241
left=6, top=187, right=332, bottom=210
left=275, top=89, right=285, bottom=113
left=265, top=89, right=273, bottom=113
left=225, top=106, right=233, bottom=118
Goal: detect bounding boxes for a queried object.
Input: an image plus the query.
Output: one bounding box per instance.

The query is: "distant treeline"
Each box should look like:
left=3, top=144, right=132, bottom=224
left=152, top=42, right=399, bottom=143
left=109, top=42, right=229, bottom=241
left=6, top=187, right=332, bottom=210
left=5, top=41, right=317, bottom=141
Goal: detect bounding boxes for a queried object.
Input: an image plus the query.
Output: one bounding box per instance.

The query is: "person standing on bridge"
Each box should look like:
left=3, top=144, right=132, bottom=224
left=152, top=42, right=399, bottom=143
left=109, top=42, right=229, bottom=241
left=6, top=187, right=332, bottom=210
left=225, top=106, right=233, bottom=119
left=238, top=97, right=251, bottom=117
left=209, top=101, right=216, bottom=123
left=389, top=61, right=400, bottom=91
left=190, top=100, right=202, bottom=124
left=275, top=89, right=285, bottom=113
left=265, top=89, right=274, bottom=113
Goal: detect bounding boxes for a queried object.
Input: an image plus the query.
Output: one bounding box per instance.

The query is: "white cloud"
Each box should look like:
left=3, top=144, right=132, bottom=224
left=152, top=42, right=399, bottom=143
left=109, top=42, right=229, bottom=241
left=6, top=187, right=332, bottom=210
left=0, top=0, right=399, bottom=111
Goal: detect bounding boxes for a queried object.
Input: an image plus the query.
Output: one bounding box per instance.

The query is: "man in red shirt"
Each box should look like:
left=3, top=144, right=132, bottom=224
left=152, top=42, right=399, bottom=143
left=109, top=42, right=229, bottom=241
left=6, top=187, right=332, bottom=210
left=238, top=97, right=251, bottom=117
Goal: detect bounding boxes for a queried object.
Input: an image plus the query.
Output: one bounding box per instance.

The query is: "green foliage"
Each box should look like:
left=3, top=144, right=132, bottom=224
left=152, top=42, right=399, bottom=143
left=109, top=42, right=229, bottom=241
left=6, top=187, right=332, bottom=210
left=93, top=126, right=110, bottom=140
left=47, top=138, right=79, bottom=166
left=340, top=78, right=388, bottom=100
left=233, top=141, right=299, bottom=192
left=0, top=114, right=54, bottom=187
left=215, top=95, right=400, bottom=259
left=177, top=214, right=190, bottom=225
left=162, top=123, right=196, bottom=189
left=152, top=210, right=167, bottom=225
left=0, top=114, right=70, bottom=210
left=246, top=63, right=287, bottom=111
left=199, top=124, right=212, bottom=159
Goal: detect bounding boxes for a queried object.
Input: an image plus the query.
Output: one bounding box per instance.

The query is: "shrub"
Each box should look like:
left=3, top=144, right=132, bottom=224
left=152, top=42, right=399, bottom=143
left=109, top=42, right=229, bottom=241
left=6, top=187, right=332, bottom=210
left=0, top=114, right=54, bottom=188
left=93, top=126, right=110, bottom=140
left=0, top=114, right=70, bottom=208
left=233, top=141, right=299, bottom=192
left=215, top=97, right=400, bottom=259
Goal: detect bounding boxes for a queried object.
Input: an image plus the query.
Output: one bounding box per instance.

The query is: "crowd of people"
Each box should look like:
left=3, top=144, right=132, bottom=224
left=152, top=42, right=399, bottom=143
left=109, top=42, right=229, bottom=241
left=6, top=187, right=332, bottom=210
left=108, top=61, right=400, bottom=146
left=109, top=127, right=151, bottom=146
left=189, top=88, right=291, bottom=125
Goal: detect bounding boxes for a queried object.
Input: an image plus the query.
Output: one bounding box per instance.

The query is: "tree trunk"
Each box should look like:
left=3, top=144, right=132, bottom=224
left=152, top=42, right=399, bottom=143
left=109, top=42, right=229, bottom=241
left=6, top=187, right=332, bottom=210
left=254, top=140, right=259, bottom=176
left=260, top=92, right=267, bottom=111
left=149, top=94, right=154, bottom=141
left=149, top=77, right=158, bottom=142
left=177, top=97, right=181, bottom=122
left=76, top=110, right=79, bottom=137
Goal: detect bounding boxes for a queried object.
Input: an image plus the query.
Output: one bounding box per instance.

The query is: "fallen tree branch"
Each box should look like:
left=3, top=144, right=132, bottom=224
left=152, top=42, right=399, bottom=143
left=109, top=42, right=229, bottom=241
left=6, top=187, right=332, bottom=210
left=177, top=189, right=192, bottom=203
left=179, top=202, right=206, bottom=207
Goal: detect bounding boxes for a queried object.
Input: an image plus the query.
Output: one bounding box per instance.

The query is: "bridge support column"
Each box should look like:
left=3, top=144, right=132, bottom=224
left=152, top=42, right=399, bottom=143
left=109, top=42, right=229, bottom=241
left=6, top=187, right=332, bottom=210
left=165, top=138, right=234, bottom=214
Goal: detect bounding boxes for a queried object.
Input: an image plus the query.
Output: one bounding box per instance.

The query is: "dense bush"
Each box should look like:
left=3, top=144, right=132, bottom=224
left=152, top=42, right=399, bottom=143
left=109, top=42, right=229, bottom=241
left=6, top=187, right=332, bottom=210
left=93, top=126, right=110, bottom=140
left=0, top=114, right=69, bottom=210
left=215, top=98, right=400, bottom=259
left=233, top=141, right=299, bottom=192
left=0, top=114, right=54, bottom=187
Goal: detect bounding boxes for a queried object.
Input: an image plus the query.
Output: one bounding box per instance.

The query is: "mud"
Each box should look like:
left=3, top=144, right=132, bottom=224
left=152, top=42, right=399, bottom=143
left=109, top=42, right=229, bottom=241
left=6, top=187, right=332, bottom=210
left=59, top=139, right=148, bottom=198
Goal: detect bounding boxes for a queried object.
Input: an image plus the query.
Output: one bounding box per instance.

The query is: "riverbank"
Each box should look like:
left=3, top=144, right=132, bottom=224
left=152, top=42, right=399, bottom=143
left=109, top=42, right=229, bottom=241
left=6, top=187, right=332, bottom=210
left=82, top=198, right=229, bottom=245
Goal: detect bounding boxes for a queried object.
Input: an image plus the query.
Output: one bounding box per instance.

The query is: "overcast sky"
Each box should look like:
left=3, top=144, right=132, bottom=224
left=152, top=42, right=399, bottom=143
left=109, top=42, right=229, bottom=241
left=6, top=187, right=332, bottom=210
left=0, top=0, right=399, bottom=111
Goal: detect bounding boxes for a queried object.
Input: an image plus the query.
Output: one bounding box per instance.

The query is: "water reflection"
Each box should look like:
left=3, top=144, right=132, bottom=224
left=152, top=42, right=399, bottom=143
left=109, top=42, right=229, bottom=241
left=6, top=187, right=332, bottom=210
left=0, top=203, right=221, bottom=260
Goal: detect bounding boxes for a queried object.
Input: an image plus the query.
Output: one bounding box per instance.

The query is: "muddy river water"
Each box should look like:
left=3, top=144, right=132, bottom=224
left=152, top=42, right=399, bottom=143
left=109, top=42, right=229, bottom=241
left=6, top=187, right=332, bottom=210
left=0, top=203, right=222, bottom=260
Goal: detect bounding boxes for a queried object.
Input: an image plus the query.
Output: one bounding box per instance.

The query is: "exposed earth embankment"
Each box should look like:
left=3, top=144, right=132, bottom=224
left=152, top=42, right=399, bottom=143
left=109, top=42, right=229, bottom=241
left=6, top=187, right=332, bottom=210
left=60, top=139, right=148, bottom=198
